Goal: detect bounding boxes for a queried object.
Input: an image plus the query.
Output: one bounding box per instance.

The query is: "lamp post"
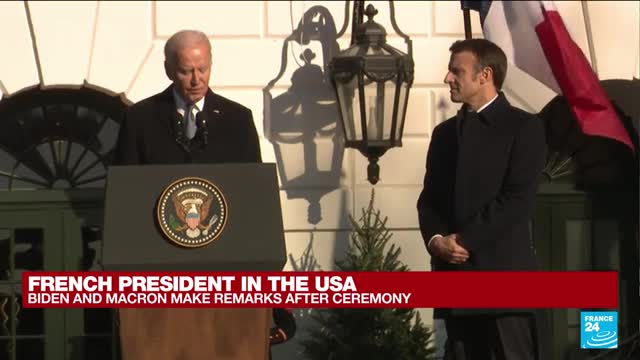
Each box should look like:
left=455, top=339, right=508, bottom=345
left=329, top=1, right=414, bottom=184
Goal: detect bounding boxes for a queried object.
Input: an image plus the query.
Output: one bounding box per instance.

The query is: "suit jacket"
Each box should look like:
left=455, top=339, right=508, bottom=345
left=113, top=85, right=261, bottom=165
left=417, top=93, right=546, bottom=316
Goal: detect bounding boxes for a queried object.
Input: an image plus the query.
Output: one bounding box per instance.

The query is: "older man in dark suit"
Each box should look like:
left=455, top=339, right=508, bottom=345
left=112, top=29, right=268, bottom=358
left=114, top=30, right=261, bottom=165
left=417, top=39, right=547, bottom=359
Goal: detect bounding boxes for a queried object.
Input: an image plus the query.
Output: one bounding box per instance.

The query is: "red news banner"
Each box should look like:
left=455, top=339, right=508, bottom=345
left=22, top=271, right=617, bottom=309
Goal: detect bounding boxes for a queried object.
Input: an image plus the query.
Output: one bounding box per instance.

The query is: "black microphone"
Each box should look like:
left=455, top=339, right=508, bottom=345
left=173, top=112, right=189, bottom=151
left=195, top=111, right=208, bottom=148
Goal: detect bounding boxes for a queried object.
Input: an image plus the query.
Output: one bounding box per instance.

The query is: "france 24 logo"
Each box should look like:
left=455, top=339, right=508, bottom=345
left=580, top=311, right=618, bottom=349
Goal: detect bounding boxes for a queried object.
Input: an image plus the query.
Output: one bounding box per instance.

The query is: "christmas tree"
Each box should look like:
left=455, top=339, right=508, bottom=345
left=301, top=190, right=436, bottom=360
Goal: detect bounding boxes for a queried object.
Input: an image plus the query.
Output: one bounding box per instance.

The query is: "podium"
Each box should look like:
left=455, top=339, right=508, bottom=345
left=102, top=163, right=286, bottom=360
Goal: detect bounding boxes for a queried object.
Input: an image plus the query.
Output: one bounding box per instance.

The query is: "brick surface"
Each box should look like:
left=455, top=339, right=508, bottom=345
left=354, top=185, right=423, bottom=229
left=412, top=37, right=460, bottom=85
left=156, top=1, right=262, bottom=37
left=433, top=0, right=482, bottom=36
left=432, top=87, right=459, bottom=127
left=266, top=1, right=347, bottom=38
left=283, top=230, right=350, bottom=272
left=268, top=136, right=350, bottom=189
left=403, top=87, right=432, bottom=136
left=210, top=38, right=285, bottom=87
left=361, top=1, right=431, bottom=37
left=213, top=88, right=264, bottom=137
left=280, top=188, right=352, bottom=231
left=354, top=138, right=428, bottom=186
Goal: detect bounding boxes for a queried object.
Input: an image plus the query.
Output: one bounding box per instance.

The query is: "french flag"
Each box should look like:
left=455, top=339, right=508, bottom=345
left=463, top=0, right=634, bottom=150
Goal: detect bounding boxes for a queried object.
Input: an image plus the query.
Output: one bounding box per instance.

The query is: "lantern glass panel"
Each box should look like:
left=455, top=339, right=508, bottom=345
left=363, top=76, right=398, bottom=141
left=363, top=79, right=382, bottom=141
left=383, top=77, right=398, bottom=141
left=394, top=80, right=409, bottom=142
left=336, top=75, right=362, bottom=141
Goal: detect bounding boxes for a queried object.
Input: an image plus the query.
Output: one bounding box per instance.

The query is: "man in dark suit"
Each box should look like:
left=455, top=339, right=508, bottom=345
left=113, top=30, right=261, bottom=165
left=112, top=29, right=268, bottom=358
left=417, top=39, right=546, bottom=359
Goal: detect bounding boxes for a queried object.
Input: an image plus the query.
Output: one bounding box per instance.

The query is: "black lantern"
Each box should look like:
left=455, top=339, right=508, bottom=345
left=329, top=1, right=414, bottom=184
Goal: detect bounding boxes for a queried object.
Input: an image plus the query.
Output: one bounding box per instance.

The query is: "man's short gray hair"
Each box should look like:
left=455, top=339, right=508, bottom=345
left=164, top=30, right=211, bottom=65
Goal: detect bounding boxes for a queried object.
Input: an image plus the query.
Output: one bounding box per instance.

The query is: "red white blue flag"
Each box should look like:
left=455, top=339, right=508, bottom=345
left=462, top=0, right=634, bottom=150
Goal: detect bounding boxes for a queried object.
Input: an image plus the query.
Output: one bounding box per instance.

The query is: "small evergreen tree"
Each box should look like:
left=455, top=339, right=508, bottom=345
left=301, top=190, right=436, bottom=360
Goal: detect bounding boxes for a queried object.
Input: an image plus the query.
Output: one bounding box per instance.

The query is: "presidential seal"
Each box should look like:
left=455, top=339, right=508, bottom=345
left=156, top=177, right=228, bottom=248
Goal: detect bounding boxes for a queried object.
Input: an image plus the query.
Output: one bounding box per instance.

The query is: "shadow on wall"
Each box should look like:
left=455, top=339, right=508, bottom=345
left=278, top=233, right=323, bottom=359
left=436, top=95, right=453, bottom=127
left=276, top=226, right=351, bottom=359
left=264, top=6, right=353, bottom=358
left=263, top=5, right=345, bottom=226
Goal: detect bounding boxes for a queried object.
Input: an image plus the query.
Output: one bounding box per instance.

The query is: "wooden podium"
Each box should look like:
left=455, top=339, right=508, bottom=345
left=101, top=164, right=287, bottom=360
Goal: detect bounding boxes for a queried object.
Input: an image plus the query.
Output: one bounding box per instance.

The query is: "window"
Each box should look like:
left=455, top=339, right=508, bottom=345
left=0, top=87, right=126, bottom=190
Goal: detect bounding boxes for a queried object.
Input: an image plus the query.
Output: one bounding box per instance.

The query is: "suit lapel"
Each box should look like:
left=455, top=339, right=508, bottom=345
left=155, top=85, right=180, bottom=137
left=199, top=90, right=227, bottom=150
left=155, top=85, right=191, bottom=154
left=454, top=110, right=471, bottom=227
left=453, top=94, right=509, bottom=227
left=202, top=90, right=222, bottom=133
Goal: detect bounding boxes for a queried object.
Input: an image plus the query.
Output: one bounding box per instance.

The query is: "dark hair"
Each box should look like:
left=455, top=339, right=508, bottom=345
left=449, top=39, right=507, bottom=89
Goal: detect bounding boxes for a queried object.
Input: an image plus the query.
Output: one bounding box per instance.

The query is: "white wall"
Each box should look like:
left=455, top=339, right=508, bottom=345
left=0, top=1, right=637, bottom=358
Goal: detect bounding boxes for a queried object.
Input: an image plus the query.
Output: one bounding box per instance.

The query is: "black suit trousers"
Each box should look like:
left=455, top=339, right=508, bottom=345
left=444, top=314, right=538, bottom=360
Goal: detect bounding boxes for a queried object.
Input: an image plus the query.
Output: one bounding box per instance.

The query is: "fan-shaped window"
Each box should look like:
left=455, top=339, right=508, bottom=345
left=0, top=87, right=127, bottom=190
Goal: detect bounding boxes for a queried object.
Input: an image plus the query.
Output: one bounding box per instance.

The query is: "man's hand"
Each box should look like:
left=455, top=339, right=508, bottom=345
left=270, top=327, right=287, bottom=345
left=429, top=234, right=469, bottom=264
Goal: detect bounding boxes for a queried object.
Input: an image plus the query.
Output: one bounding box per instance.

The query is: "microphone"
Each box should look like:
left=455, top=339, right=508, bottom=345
left=195, top=111, right=208, bottom=148
left=173, top=112, right=189, bottom=151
